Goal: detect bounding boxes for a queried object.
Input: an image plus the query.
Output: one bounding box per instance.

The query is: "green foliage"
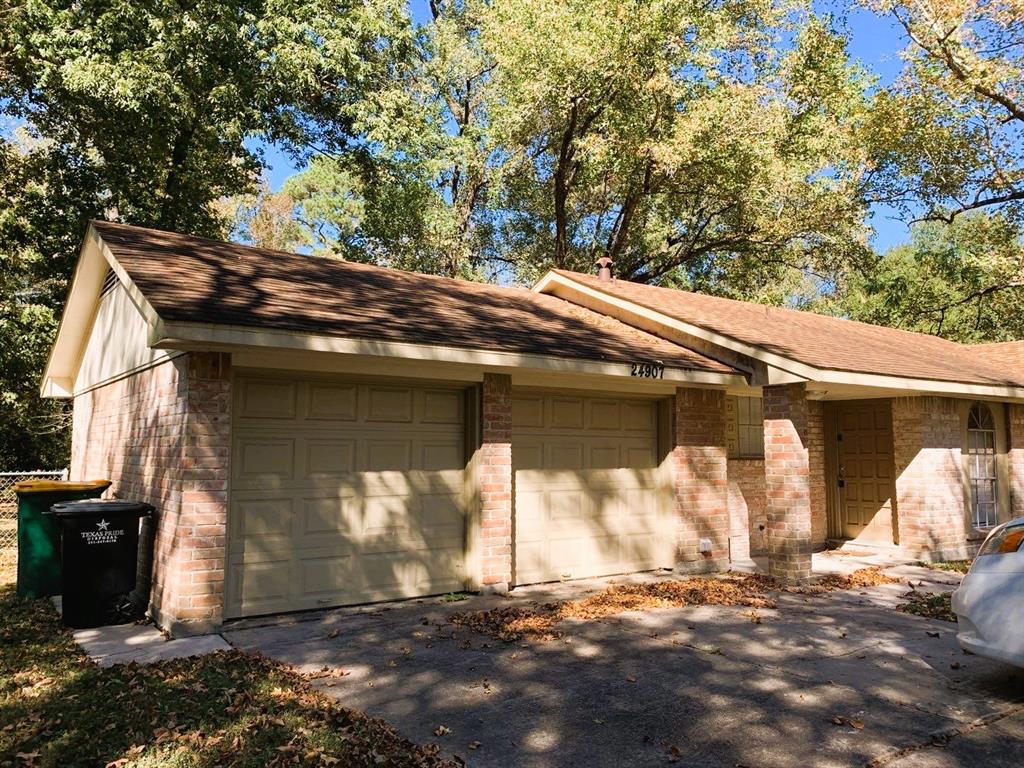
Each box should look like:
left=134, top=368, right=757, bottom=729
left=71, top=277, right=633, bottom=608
left=861, top=0, right=1024, bottom=226
left=838, top=215, right=1024, bottom=342
left=0, top=0, right=417, bottom=469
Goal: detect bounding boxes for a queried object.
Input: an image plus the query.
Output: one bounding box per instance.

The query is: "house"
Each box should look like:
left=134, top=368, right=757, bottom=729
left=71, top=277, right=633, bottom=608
left=42, top=221, right=1024, bottom=635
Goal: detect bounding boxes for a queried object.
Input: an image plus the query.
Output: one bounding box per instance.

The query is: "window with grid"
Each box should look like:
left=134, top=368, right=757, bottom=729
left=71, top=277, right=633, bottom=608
left=966, top=404, right=998, bottom=529
left=726, top=396, right=764, bottom=458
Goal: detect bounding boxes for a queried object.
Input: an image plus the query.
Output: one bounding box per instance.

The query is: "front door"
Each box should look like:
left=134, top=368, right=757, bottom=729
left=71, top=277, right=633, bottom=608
left=837, top=401, right=896, bottom=543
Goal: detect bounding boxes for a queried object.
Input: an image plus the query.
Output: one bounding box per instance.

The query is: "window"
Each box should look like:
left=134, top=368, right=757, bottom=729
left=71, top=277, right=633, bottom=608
left=966, top=403, right=998, bottom=529
left=726, top=396, right=764, bottom=458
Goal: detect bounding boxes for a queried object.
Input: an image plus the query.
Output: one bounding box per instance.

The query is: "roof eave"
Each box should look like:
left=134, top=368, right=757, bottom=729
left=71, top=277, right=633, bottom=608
left=41, top=223, right=165, bottom=399
left=534, top=270, right=1024, bottom=402
left=152, top=320, right=747, bottom=388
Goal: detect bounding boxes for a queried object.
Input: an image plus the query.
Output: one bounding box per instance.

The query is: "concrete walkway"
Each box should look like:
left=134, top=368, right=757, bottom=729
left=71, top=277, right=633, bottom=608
left=225, top=557, right=1024, bottom=768
left=72, top=622, right=231, bottom=667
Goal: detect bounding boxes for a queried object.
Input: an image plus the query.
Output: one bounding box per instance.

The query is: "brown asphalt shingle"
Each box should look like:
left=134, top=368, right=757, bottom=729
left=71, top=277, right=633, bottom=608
left=92, top=221, right=737, bottom=375
left=553, top=270, right=1024, bottom=388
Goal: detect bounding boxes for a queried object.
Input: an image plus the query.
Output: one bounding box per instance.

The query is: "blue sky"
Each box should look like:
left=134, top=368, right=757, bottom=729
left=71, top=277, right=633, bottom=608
left=253, top=1, right=914, bottom=253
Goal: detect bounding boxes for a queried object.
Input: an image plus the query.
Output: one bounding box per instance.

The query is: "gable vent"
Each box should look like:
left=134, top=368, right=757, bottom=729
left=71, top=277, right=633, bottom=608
left=99, top=268, right=118, bottom=299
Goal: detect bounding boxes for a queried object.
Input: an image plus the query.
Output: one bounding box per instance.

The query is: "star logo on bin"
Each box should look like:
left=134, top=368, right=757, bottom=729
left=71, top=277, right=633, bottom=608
left=96, top=519, right=110, bottom=531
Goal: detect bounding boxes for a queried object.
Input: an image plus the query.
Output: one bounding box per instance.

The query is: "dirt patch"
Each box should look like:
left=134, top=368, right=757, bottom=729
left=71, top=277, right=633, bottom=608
left=897, top=590, right=957, bottom=622
left=451, top=568, right=903, bottom=642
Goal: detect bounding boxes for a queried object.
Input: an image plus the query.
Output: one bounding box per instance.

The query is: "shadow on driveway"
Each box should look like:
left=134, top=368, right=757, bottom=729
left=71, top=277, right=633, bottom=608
left=224, top=569, right=1024, bottom=768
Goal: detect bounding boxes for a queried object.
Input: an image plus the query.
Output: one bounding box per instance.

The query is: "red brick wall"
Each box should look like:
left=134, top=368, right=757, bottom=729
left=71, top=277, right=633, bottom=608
left=892, top=396, right=972, bottom=560
left=672, top=388, right=729, bottom=573
left=480, top=373, right=512, bottom=589
left=1009, top=404, right=1024, bottom=520
left=808, top=400, right=827, bottom=547
left=728, top=458, right=766, bottom=558
left=71, top=356, right=187, bottom=626
left=71, top=352, right=231, bottom=634
left=763, top=383, right=812, bottom=583
left=170, top=353, right=231, bottom=630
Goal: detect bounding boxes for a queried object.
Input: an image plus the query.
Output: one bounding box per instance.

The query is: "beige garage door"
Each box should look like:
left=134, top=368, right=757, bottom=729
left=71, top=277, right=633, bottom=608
left=227, top=373, right=468, bottom=618
left=512, top=390, right=668, bottom=585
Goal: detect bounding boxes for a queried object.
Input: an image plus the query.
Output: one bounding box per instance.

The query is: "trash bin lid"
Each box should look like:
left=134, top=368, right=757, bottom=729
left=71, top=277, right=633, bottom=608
left=15, top=479, right=111, bottom=494
left=46, top=499, right=155, bottom=517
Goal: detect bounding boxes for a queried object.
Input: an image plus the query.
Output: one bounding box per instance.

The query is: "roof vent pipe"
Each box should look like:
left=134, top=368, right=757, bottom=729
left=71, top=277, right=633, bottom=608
left=595, top=256, right=613, bottom=281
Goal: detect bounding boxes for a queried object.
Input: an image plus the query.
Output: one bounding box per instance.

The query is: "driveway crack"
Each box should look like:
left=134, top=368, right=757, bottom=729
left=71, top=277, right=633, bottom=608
left=864, top=703, right=1024, bottom=767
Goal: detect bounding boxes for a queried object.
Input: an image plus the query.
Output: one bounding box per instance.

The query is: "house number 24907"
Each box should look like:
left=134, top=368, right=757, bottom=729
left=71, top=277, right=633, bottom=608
left=630, top=362, right=665, bottom=379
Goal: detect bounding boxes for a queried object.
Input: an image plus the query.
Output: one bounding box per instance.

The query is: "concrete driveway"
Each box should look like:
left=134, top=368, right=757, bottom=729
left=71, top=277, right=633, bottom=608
left=225, top=557, right=1024, bottom=768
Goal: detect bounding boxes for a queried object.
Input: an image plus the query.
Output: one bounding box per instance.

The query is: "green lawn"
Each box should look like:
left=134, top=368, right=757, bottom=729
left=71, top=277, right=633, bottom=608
left=0, top=578, right=457, bottom=768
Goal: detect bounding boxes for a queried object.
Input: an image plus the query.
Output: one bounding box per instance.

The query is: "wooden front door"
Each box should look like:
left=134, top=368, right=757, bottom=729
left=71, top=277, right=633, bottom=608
left=837, top=401, right=896, bottom=543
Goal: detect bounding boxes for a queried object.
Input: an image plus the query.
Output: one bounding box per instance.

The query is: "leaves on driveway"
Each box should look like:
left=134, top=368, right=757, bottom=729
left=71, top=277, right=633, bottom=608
left=449, top=569, right=904, bottom=643
left=450, top=576, right=776, bottom=642
left=897, top=590, right=957, bottom=622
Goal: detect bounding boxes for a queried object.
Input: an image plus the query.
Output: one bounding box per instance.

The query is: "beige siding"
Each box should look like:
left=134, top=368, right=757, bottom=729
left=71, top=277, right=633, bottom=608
left=74, top=280, right=174, bottom=394
left=227, top=373, right=469, bottom=618
left=512, top=389, right=669, bottom=584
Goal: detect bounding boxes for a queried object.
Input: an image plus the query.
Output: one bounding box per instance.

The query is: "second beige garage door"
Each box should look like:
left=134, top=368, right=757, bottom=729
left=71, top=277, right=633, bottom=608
left=512, top=390, right=669, bottom=584
left=227, top=373, right=468, bottom=618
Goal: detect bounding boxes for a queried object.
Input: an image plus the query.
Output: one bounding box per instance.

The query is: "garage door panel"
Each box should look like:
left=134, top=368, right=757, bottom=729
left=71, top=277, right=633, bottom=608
left=366, top=386, right=414, bottom=422
left=230, top=561, right=291, bottom=605
left=513, top=391, right=667, bottom=584
left=551, top=397, right=584, bottom=429
left=625, top=445, right=657, bottom=468
left=590, top=445, right=621, bottom=469
left=230, top=496, right=294, bottom=544
left=589, top=399, right=622, bottom=430
left=235, top=438, right=295, bottom=480
left=623, top=401, right=656, bottom=431
left=548, top=443, right=584, bottom=469
left=228, top=374, right=468, bottom=618
left=300, top=555, right=355, bottom=598
left=306, top=439, right=356, bottom=475
left=238, top=379, right=298, bottom=420
left=512, top=395, right=545, bottom=427
left=419, top=441, right=463, bottom=471
left=420, top=389, right=464, bottom=424
left=307, top=383, right=358, bottom=421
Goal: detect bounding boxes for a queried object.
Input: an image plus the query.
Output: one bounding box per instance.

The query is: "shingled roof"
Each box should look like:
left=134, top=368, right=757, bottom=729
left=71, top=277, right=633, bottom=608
left=549, top=270, right=1024, bottom=389
left=90, top=221, right=736, bottom=375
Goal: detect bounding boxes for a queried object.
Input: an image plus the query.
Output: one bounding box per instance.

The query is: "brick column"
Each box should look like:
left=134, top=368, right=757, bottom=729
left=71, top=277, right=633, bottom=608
left=479, top=373, right=513, bottom=592
left=1009, top=404, right=1024, bottom=520
left=671, top=388, right=729, bottom=573
left=161, top=352, right=231, bottom=634
left=808, top=400, right=827, bottom=547
left=763, top=383, right=812, bottom=583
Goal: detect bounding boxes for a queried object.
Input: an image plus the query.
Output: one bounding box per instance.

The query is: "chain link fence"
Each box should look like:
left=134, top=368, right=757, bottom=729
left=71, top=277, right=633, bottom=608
left=0, top=470, right=68, bottom=576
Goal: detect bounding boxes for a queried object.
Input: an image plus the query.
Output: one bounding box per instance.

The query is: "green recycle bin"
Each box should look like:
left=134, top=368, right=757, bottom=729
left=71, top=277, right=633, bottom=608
left=15, top=479, right=111, bottom=599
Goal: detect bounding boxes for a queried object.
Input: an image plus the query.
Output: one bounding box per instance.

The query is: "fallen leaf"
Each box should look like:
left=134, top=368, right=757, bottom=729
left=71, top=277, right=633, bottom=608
left=434, top=725, right=451, bottom=737
left=468, top=741, right=481, bottom=750
left=850, top=719, right=865, bottom=730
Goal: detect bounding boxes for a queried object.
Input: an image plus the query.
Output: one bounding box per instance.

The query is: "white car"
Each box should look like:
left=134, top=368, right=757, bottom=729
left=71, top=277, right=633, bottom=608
left=952, top=518, right=1024, bottom=668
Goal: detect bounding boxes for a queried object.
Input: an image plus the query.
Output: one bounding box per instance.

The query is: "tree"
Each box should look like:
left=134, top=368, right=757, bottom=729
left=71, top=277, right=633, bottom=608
left=837, top=214, right=1024, bottom=342
left=0, top=0, right=416, bottom=468
left=476, top=0, right=874, bottom=289
left=863, top=0, right=1024, bottom=226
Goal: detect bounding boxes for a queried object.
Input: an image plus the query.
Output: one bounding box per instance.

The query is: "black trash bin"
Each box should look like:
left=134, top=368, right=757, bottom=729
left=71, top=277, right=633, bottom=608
left=46, top=499, right=154, bottom=629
